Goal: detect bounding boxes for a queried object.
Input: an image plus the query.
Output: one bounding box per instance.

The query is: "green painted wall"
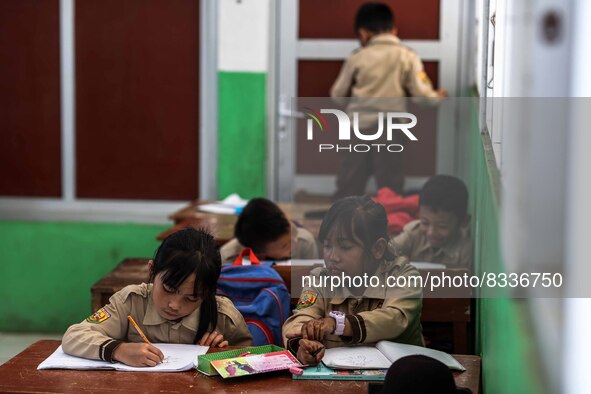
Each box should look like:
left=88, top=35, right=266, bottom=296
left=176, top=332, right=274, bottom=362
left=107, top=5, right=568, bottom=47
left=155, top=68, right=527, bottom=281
left=218, top=71, right=267, bottom=199
left=0, top=221, right=167, bottom=333
left=465, top=100, right=546, bottom=394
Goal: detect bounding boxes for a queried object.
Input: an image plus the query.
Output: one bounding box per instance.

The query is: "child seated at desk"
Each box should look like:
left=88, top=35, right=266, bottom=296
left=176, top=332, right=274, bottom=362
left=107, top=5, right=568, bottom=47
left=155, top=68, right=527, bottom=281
left=282, top=196, right=423, bottom=365
left=220, top=198, right=319, bottom=262
left=393, top=175, right=473, bottom=269
left=62, top=228, right=252, bottom=367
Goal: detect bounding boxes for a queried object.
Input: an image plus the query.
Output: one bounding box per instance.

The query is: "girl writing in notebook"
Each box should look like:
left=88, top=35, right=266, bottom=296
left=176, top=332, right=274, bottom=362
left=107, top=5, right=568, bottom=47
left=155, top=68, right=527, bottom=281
left=282, top=196, right=424, bottom=365
left=63, top=228, right=252, bottom=367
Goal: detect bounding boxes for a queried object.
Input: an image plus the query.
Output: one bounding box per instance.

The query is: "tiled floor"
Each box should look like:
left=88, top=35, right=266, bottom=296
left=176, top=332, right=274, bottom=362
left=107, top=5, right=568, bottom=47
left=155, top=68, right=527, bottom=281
left=0, top=332, right=63, bottom=365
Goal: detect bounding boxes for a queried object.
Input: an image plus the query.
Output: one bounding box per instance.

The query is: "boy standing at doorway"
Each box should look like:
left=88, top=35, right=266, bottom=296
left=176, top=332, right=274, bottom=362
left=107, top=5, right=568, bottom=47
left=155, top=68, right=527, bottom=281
left=331, top=2, right=446, bottom=200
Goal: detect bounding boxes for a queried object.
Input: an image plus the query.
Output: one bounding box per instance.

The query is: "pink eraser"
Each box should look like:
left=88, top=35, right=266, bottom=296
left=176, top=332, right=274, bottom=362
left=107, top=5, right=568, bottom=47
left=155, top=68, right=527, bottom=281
left=289, top=366, right=304, bottom=375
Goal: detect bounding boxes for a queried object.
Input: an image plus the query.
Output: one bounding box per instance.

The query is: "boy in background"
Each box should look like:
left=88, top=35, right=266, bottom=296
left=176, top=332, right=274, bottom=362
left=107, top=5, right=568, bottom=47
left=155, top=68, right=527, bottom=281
left=331, top=2, right=446, bottom=200
left=393, top=175, right=472, bottom=268
left=220, top=198, right=319, bottom=262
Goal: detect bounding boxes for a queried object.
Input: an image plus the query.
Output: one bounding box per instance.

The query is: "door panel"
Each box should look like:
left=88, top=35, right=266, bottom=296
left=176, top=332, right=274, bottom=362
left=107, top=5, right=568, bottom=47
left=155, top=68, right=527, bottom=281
left=76, top=0, right=200, bottom=200
left=299, top=0, right=440, bottom=40
left=0, top=0, right=61, bottom=197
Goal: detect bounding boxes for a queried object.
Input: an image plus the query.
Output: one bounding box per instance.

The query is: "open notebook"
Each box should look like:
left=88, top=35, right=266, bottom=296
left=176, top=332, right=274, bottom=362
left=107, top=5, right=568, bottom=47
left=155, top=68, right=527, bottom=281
left=38, top=343, right=209, bottom=372
left=322, top=341, right=465, bottom=371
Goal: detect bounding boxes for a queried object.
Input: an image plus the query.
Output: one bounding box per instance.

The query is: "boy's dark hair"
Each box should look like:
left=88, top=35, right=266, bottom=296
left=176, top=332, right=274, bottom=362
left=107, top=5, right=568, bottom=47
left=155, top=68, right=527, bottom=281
left=318, top=196, right=394, bottom=270
left=150, top=228, right=221, bottom=343
left=354, top=2, right=395, bottom=33
left=234, top=198, right=290, bottom=253
left=419, top=175, right=469, bottom=221
left=381, top=355, right=469, bottom=394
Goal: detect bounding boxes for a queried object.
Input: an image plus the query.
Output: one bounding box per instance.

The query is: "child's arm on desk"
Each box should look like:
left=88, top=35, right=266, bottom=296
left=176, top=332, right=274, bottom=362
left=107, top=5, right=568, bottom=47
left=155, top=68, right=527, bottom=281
left=62, top=287, right=137, bottom=363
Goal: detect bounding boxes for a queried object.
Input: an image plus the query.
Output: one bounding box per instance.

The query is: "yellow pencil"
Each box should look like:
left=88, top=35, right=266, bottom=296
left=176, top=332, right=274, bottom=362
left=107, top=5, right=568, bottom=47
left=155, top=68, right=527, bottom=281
left=127, top=315, right=152, bottom=345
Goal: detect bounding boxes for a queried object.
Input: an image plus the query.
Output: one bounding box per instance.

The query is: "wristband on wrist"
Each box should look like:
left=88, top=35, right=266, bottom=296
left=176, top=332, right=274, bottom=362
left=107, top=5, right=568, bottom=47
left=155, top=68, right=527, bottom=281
left=328, top=311, right=346, bottom=335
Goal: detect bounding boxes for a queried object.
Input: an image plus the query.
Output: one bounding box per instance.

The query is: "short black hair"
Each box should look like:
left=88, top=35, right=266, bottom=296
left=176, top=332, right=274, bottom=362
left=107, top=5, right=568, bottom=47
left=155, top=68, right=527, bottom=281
left=382, top=355, right=460, bottom=394
left=354, top=2, right=395, bottom=33
left=419, top=175, right=469, bottom=221
left=234, top=198, right=290, bottom=253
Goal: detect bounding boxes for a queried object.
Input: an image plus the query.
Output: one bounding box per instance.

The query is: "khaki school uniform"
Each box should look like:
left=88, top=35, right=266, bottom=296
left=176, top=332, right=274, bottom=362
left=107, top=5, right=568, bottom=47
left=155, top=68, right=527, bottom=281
left=62, top=283, right=252, bottom=362
left=282, top=255, right=423, bottom=351
left=330, top=33, right=440, bottom=198
left=393, top=220, right=473, bottom=269
left=220, top=225, right=319, bottom=263
left=331, top=33, right=440, bottom=129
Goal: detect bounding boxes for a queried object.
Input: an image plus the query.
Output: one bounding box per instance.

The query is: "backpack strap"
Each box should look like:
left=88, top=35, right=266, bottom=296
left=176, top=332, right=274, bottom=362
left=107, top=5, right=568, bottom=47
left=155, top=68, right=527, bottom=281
left=232, top=248, right=261, bottom=266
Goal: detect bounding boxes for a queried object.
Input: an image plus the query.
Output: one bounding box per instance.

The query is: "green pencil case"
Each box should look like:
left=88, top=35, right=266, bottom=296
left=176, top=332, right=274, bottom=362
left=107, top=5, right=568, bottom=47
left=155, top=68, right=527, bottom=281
left=197, top=345, right=284, bottom=376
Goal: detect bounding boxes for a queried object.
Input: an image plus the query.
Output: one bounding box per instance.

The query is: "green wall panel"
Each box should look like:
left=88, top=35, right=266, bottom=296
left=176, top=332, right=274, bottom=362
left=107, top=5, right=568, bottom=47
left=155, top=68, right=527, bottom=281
left=465, top=99, right=546, bottom=394
left=218, top=71, right=266, bottom=199
left=0, top=221, right=167, bottom=333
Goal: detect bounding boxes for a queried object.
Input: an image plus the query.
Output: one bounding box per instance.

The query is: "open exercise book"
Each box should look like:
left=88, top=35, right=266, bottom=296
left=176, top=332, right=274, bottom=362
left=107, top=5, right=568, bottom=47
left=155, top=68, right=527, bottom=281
left=295, top=341, right=464, bottom=381
left=323, top=341, right=465, bottom=371
left=37, top=344, right=209, bottom=372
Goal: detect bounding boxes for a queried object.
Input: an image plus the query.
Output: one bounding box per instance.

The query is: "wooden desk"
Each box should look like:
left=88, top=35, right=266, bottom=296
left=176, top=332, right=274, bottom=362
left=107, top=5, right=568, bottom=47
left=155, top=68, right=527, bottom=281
left=158, top=200, right=330, bottom=242
left=168, top=200, right=330, bottom=224
left=0, top=340, right=480, bottom=394
left=91, top=259, right=471, bottom=353
left=156, top=215, right=236, bottom=243
left=91, top=258, right=150, bottom=312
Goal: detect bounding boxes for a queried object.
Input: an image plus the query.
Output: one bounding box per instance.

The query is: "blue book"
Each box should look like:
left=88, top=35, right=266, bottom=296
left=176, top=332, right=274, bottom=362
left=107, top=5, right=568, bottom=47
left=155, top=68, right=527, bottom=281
left=292, top=363, right=387, bottom=381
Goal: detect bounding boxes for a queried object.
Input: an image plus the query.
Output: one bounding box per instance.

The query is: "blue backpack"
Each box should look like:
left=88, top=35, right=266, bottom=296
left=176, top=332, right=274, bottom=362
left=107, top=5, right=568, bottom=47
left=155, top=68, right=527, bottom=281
left=217, top=249, right=291, bottom=347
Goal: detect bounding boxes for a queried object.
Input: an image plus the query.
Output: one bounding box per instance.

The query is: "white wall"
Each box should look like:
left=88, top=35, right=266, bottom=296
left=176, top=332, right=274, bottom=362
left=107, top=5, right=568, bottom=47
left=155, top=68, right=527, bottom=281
left=218, top=0, right=271, bottom=73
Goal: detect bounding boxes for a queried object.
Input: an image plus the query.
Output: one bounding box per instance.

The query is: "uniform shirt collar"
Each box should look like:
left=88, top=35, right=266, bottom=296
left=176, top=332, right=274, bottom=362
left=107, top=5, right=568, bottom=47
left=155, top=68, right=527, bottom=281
left=368, top=33, right=400, bottom=46
left=415, top=232, right=462, bottom=262
left=328, top=258, right=401, bottom=303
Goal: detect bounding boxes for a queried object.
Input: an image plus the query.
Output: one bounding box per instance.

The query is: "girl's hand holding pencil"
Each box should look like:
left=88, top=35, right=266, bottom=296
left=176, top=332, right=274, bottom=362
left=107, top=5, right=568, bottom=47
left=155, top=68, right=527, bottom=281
left=111, top=316, right=165, bottom=367
left=112, top=342, right=165, bottom=367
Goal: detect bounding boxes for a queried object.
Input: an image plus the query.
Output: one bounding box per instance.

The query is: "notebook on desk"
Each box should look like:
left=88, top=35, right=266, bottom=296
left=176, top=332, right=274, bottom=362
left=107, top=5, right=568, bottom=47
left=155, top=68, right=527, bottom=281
left=37, top=343, right=208, bottom=372
left=198, top=194, right=248, bottom=215
left=322, top=341, right=465, bottom=371
left=294, top=341, right=465, bottom=381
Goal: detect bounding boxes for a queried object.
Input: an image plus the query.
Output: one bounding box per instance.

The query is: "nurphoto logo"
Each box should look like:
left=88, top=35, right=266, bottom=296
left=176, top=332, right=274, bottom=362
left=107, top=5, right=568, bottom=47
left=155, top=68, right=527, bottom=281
left=304, top=108, right=418, bottom=153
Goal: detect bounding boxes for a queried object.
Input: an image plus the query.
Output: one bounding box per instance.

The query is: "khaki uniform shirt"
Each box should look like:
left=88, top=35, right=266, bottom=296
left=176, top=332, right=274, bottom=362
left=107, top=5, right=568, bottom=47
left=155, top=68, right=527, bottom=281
left=220, top=225, right=319, bottom=263
left=62, top=284, right=252, bottom=362
left=282, top=255, right=423, bottom=350
left=331, top=34, right=439, bottom=128
left=393, top=220, right=473, bottom=269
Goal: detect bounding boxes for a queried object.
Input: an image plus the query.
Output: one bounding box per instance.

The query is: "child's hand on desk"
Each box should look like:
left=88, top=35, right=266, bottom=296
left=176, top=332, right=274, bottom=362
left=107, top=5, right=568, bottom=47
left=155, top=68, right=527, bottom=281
left=296, top=339, right=325, bottom=365
left=113, top=343, right=164, bottom=367
left=198, top=330, right=229, bottom=348
left=300, top=317, right=335, bottom=341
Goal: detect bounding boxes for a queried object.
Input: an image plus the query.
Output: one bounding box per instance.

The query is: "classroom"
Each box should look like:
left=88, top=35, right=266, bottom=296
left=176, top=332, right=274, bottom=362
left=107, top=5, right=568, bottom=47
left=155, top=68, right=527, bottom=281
left=1, top=1, right=589, bottom=393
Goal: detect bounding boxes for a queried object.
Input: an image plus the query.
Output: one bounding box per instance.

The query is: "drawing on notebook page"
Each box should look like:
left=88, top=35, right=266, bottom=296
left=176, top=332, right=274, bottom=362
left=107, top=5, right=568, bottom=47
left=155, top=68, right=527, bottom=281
left=338, top=355, right=370, bottom=367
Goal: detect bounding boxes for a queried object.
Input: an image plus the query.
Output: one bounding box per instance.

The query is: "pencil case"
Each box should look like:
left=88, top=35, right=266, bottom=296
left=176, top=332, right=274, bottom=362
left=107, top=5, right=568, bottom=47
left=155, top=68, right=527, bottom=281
left=196, top=344, right=284, bottom=376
